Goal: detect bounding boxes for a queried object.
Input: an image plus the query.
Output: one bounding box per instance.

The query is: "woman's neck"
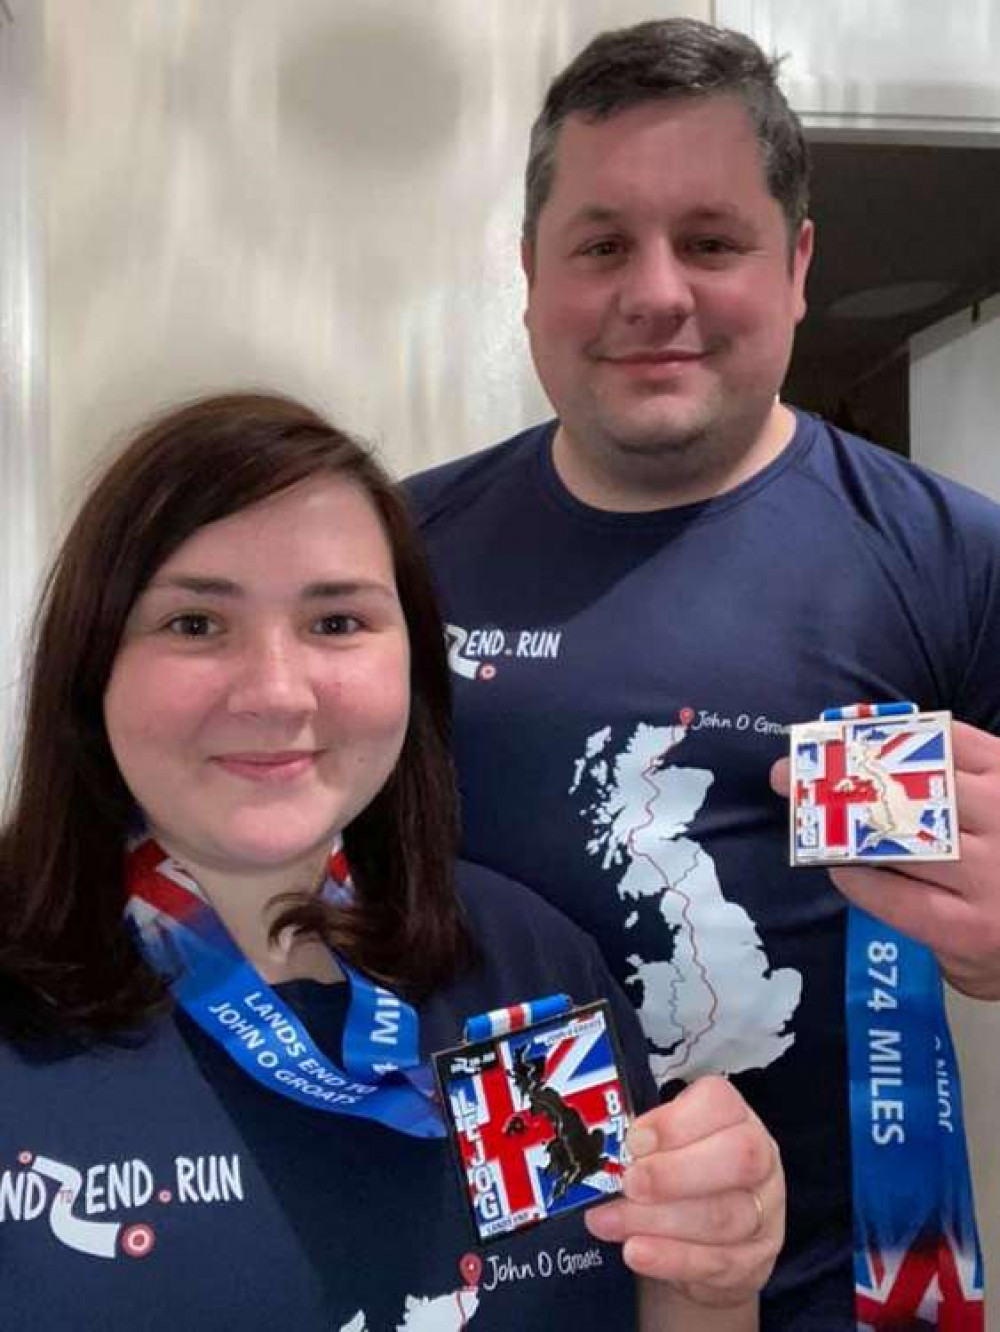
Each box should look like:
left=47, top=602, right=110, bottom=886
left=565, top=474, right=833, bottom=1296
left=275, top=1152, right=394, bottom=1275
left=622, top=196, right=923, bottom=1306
left=157, top=842, right=343, bottom=985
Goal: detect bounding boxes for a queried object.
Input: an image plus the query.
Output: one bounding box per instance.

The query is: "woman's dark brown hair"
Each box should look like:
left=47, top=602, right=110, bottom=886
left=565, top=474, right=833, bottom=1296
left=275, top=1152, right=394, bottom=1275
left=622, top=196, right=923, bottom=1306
left=0, top=392, right=471, bottom=1037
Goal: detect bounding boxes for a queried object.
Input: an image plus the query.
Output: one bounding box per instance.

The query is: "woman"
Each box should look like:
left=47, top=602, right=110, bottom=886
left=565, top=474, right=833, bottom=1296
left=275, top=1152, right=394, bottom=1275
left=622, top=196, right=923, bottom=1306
left=0, top=393, right=781, bottom=1330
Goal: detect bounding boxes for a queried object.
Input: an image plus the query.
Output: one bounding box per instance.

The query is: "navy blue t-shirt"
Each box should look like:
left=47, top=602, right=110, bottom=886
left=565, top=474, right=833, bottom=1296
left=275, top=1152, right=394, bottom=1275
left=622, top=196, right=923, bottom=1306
left=407, top=411, right=1000, bottom=1330
left=0, top=863, right=654, bottom=1330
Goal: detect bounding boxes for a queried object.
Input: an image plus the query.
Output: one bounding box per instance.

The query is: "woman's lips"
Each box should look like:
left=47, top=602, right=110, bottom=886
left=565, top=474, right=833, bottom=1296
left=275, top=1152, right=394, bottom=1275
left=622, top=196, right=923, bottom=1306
left=211, top=752, right=318, bottom=783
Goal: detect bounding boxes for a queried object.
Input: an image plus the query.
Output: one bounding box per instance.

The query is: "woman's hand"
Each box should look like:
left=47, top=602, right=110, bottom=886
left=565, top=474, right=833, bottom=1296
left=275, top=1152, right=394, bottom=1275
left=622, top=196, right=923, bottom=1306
left=585, top=1075, right=783, bottom=1321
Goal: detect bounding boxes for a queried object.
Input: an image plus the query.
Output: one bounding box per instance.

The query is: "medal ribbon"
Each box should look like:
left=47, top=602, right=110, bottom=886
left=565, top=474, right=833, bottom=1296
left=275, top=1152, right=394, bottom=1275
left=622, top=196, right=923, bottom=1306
left=125, top=838, right=444, bottom=1138
left=847, top=910, right=984, bottom=1328
left=463, top=993, right=572, bottom=1043
left=820, top=703, right=984, bottom=1327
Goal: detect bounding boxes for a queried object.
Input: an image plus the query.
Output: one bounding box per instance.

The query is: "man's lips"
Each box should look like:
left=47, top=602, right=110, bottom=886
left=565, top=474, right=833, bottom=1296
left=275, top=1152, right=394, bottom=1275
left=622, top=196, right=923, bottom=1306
left=210, top=751, right=320, bottom=782
left=600, top=348, right=706, bottom=364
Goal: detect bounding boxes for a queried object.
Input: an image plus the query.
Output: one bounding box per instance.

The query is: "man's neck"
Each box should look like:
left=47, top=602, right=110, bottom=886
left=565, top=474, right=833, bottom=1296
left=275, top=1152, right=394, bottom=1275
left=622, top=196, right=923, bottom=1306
left=551, top=401, right=797, bottom=513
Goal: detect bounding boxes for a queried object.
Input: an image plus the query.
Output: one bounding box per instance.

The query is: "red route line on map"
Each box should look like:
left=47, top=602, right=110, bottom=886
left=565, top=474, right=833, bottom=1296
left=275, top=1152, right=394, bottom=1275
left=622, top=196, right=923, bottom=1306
left=624, top=742, right=720, bottom=1074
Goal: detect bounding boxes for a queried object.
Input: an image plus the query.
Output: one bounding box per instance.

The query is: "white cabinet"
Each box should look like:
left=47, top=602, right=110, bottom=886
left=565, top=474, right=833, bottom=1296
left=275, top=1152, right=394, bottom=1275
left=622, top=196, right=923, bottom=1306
left=715, top=0, right=1000, bottom=139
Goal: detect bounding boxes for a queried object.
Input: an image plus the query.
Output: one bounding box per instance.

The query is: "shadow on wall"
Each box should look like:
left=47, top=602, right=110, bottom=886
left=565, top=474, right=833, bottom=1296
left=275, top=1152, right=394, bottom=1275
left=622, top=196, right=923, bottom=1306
left=278, top=14, right=464, bottom=165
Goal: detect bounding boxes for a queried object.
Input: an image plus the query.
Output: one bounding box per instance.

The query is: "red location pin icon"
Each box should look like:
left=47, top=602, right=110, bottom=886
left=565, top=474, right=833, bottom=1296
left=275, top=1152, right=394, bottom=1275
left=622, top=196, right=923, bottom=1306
left=679, top=706, right=695, bottom=726
left=460, top=1252, right=483, bottom=1288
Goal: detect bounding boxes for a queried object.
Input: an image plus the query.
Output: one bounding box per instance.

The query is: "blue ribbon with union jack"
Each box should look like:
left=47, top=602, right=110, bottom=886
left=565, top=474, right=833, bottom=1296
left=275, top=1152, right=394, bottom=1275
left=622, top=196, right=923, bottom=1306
left=463, top=994, right=572, bottom=1043
left=848, top=911, right=983, bottom=1327
left=125, top=838, right=445, bottom=1137
left=827, top=704, right=985, bottom=1328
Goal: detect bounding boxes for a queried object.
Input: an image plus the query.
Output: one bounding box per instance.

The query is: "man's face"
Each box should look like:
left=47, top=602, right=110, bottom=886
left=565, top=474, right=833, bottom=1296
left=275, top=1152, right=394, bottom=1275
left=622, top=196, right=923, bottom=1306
left=523, top=95, right=813, bottom=497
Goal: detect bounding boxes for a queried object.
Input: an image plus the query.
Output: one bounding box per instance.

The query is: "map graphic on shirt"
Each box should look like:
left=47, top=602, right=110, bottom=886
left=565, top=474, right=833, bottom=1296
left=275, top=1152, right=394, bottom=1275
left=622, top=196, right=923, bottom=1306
left=570, top=723, right=802, bottom=1085
left=339, top=1287, right=480, bottom=1331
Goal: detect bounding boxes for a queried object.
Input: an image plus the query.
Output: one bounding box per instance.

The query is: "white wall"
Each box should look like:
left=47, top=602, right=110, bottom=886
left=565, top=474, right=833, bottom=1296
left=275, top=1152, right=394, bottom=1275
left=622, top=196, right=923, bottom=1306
left=911, top=296, right=1000, bottom=502
left=44, top=0, right=707, bottom=530
left=946, top=989, right=1000, bottom=1331
left=0, top=0, right=47, bottom=790
left=911, top=302, right=1000, bottom=1328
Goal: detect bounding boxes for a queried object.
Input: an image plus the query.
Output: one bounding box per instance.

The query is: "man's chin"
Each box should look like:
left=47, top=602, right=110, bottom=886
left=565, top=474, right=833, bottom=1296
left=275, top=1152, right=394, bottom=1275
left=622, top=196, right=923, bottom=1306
left=582, top=392, right=718, bottom=454
left=603, top=415, right=711, bottom=457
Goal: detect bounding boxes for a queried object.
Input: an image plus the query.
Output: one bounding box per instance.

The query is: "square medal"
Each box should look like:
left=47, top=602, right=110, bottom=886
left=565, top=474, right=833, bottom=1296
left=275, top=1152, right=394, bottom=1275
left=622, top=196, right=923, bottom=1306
left=434, top=1000, right=631, bottom=1243
left=790, top=709, right=960, bottom=866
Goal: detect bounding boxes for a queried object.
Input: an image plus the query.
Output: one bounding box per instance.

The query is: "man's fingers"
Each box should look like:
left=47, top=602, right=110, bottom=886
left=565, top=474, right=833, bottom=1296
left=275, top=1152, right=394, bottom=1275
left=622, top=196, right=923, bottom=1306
left=770, top=756, right=790, bottom=797
left=951, top=719, right=1000, bottom=777
left=949, top=773, right=999, bottom=836
left=830, top=863, right=994, bottom=965
left=830, top=864, right=967, bottom=939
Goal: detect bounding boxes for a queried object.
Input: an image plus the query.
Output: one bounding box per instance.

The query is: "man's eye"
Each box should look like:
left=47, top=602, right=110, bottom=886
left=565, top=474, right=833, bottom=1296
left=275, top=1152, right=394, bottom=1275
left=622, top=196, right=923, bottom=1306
left=165, top=614, right=217, bottom=637
left=579, top=238, right=625, bottom=259
left=314, top=615, right=362, bottom=636
left=689, top=237, right=737, bottom=256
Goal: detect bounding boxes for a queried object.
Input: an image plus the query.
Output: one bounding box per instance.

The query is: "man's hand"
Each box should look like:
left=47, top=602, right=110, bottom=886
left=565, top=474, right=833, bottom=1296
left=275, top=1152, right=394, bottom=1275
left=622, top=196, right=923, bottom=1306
left=772, top=720, right=1000, bottom=999
left=584, top=1076, right=783, bottom=1314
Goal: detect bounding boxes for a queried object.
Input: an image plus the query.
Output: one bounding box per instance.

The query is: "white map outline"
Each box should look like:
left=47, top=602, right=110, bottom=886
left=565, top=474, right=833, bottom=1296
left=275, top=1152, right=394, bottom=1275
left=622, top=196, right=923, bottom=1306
left=571, top=723, right=802, bottom=1084
left=339, top=1286, right=480, bottom=1332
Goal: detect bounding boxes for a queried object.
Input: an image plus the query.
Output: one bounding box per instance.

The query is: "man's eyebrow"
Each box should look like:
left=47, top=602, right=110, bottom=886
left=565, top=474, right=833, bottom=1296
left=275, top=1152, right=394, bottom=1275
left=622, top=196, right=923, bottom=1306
left=563, top=202, right=748, bottom=228
left=563, top=205, right=626, bottom=229
left=144, top=575, right=396, bottom=600
left=685, top=204, right=747, bottom=224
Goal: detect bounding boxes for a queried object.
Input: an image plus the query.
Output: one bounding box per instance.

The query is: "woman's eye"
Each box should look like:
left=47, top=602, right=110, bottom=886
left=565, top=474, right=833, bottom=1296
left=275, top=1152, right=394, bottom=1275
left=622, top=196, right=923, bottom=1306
left=314, top=614, right=362, bottom=636
left=165, top=613, right=217, bottom=637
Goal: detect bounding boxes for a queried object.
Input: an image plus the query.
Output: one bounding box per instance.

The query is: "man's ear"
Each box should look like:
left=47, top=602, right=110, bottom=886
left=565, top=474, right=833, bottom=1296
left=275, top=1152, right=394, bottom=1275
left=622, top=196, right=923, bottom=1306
left=521, top=236, right=536, bottom=288
left=793, top=219, right=814, bottom=323
left=521, top=238, right=537, bottom=330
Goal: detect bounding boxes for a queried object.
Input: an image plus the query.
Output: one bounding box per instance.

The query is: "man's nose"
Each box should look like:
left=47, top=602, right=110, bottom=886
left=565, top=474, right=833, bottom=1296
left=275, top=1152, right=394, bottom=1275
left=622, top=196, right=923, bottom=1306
left=617, top=241, right=695, bottom=325
left=226, top=631, right=318, bottom=719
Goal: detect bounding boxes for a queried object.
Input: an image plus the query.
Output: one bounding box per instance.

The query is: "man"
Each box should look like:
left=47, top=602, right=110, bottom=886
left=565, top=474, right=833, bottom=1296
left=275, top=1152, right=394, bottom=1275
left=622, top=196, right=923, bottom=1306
left=407, top=18, right=1000, bottom=1328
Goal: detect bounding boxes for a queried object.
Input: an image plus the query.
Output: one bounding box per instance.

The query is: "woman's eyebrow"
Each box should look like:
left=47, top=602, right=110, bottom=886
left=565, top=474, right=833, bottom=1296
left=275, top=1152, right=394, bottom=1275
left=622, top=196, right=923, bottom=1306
left=145, top=574, right=241, bottom=597
left=299, top=580, right=396, bottom=601
left=144, top=574, right=396, bottom=600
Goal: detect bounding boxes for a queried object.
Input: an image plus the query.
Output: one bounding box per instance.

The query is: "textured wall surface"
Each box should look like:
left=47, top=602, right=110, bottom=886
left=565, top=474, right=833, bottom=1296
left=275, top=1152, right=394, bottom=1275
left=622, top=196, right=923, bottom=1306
left=0, top=1, right=46, bottom=782
left=45, top=0, right=706, bottom=523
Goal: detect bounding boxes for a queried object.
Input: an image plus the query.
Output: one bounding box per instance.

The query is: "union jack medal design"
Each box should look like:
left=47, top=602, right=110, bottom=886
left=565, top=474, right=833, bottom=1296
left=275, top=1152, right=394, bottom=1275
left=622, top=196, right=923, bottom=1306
left=789, top=703, right=960, bottom=866
left=434, top=997, right=632, bottom=1244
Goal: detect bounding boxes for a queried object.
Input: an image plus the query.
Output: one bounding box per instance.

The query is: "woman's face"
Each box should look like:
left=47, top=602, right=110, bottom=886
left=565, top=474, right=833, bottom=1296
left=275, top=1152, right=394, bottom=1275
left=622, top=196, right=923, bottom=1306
left=104, top=475, right=410, bottom=883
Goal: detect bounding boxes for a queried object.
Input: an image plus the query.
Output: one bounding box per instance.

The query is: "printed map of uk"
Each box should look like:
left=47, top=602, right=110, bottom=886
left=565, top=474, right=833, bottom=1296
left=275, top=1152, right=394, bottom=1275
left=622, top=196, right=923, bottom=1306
left=571, top=723, right=802, bottom=1084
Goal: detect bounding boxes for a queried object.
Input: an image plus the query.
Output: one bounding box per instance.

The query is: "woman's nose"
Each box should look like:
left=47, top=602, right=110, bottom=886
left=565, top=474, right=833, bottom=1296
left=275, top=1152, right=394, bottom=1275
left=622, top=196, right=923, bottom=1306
left=225, top=633, right=318, bottom=720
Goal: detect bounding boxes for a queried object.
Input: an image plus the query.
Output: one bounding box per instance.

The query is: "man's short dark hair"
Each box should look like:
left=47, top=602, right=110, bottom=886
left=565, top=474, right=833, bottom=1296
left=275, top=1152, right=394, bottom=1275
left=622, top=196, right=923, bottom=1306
left=523, top=17, right=810, bottom=248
